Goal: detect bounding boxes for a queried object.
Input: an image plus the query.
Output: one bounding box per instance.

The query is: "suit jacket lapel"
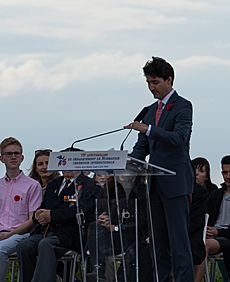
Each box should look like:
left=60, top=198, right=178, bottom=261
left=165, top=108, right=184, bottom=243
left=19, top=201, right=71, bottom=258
left=157, top=92, right=178, bottom=127
left=50, top=176, right=64, bottom=196
left=59, top=181, right=75, bottom=197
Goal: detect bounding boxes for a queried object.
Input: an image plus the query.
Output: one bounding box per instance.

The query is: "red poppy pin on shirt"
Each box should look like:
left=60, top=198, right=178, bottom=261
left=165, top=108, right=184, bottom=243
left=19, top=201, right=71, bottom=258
left=14, top=195, right=21, bottom=201
left=166, top=104, right=174, bottom=111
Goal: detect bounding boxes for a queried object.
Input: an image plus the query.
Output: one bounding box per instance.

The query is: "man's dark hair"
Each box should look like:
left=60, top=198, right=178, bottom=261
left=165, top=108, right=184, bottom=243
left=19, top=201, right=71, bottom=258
left=60, top=147, right=82, bottom=152
left=221, top=155, right=230, bottom=166
left=143, top=56, right=174, bottom=84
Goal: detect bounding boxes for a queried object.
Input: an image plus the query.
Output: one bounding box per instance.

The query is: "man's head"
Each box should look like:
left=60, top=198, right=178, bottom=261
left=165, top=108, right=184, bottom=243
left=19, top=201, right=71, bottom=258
left=221, top=155, right=230, bottom=188
left=143, top=56, right=174, bottom=100
left=60, top=147, right=82, bottom=179
left=0, top=137, right=24, bottom=170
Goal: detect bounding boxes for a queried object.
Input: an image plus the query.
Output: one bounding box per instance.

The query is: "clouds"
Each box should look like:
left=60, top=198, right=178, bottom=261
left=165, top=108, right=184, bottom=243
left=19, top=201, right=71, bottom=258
left=0, top=0, right=229, bottom=184
left=2, top=0, right=223, bottom=41
left=0, top=52, right=147, bottom=96
left=175, top=55, right=230, bottom=68
left=0, top=2, right=187, bottom=40
left=1, top=52, right=230, bottom=97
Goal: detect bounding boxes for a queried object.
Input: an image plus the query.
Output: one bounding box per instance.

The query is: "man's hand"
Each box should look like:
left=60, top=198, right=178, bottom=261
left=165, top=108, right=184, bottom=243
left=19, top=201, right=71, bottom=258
left=206, top=226, right=219, bottom=238
left=36, top=209, right=51, bottom=226
left=124, top=121, right=148, bottom=133
left=97, top=212, right=110, bottom=229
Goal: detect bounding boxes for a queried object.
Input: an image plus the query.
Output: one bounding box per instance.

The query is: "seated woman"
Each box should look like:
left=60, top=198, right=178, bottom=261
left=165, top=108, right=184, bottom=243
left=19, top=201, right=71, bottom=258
left=189, top=182, right=208, bottom=282
left=191, top=157, right=221, bottom=282
left=192, top=157, right=218, bottom=194
left=29, top=149, right=60, bottom=196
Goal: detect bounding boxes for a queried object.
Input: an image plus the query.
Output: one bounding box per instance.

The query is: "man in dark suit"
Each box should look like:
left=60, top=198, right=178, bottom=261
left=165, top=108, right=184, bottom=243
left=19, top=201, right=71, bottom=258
left=16, top=149, right=100, bottom=282
left=205, top=155, right=230, bottom=280
left=124, top=56, right=194, bottom=281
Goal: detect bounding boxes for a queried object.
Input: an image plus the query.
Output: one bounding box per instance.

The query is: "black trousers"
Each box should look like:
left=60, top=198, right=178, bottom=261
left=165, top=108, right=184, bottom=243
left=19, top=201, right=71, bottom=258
left=217, top=237, right=230, bottom=279
left=16, top=233, right=68, bottom=282
left=149, top=191, right=194, bottom=282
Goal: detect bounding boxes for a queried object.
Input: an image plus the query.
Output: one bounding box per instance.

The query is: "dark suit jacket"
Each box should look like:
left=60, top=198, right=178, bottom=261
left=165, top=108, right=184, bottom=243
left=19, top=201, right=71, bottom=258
left=131, top=91, right=194, bottom=198
left=33, top=174, right=100, bottom=251
left=207, top=183, right=226, bottom=226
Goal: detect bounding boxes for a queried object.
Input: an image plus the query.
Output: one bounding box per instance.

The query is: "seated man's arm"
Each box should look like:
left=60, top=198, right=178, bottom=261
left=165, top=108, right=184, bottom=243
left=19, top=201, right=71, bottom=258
left=217, top=225, right=230, bottom=239
left=35, top=209, right=51, bottom=226
left=206, top=226, right=219, bottom=238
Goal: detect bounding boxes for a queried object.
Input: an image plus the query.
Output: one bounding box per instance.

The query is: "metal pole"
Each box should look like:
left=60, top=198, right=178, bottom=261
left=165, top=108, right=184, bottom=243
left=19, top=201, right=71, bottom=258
left=114, top=172, right=127, bottom=282
left=135, top=198, right=139, bottom=282
left=73, top=177, right=86, bottom=282
left=145, top=176, right=159, bottom=282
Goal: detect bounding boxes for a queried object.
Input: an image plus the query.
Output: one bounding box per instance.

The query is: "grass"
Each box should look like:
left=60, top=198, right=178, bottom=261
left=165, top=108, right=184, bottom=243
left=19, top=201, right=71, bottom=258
left=6, top=260, right=227, bottom=282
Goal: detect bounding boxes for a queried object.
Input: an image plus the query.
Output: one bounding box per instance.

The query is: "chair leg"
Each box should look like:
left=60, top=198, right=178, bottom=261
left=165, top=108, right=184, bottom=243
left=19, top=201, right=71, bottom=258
left=203, top=258, right=210, bottom=282
left=63, top=261, right=68, bottom=282
left=71, top=255, right=79, bottom=282
left=209, top=259, right=217, bottom=282
left=11, top=260, right=16, bottom=282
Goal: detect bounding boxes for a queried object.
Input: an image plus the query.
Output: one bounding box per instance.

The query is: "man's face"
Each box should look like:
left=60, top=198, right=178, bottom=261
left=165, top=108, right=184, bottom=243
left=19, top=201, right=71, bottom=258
left=0, top=144, right=23, bottom=170
left=63, top=171, right=80, bottom=180
left=222, top=164, right=230, bottom=188
left=146, top=75, right=172, bottom=100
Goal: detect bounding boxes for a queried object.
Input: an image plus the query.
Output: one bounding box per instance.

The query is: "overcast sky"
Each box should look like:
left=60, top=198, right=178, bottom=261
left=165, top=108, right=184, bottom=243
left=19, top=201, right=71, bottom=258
left=0, top=0, right=229, bottom=184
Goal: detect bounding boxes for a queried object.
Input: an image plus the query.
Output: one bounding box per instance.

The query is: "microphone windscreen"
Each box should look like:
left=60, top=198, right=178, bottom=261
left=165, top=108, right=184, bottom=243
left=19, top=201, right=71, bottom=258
left=134, top=107, right=149, bottom=122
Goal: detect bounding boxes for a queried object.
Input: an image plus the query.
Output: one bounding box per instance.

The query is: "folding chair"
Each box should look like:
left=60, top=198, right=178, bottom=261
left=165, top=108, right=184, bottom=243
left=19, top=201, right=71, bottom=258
left=203, top=214, right=211, bottom=282
left=8, top=253, right=19, bottom=282
left=208, top=253, right=224, bottom=282
left=58, top=250, right=80, bottom=282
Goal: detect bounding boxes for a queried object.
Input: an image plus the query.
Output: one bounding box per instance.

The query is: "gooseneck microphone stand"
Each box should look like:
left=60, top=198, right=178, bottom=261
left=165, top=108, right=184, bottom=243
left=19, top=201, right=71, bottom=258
left=71, top=128, right=125, bottom=148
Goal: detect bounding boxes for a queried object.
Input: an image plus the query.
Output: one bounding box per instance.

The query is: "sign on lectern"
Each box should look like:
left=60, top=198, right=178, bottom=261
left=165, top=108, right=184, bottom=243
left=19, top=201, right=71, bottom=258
left=47, top=150, right=128, bottom=171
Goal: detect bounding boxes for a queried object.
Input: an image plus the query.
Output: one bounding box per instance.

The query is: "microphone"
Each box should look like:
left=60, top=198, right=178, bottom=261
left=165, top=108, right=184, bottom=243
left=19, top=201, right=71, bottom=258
left=71, top=127, right=125, bottom=148
left=120, top=106, right=149, bottom=150
left=133, top=106, right=149, bottom=122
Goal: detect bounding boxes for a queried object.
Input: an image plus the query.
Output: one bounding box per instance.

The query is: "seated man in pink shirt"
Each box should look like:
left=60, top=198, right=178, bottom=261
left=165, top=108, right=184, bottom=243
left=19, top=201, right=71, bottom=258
left=0, top=137, right=42, bottom=282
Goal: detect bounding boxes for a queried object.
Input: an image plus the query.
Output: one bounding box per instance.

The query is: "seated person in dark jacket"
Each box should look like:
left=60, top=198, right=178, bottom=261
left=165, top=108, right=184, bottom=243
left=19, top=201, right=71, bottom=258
left=16, top=151, right=100, bottom=282
left=190, top=158, right=210, bottom=282
left=189, top=182, right=208, bottom=282
left=205, top=155, right=230, bottom=279
left=87, top=174, right=149, bottom=281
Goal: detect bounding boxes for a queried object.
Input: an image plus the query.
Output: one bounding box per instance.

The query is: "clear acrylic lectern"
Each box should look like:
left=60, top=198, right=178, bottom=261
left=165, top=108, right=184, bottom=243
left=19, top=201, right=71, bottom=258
left=48, top=151, right=175, bottom=282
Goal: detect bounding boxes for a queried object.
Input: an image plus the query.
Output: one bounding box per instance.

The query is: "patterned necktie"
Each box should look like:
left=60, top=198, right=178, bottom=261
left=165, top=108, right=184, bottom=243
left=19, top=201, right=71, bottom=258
left=58, top=179, right=71, bottom=195
left=155, top=101, right=164, bottom=126
left=63, top=179, right=71, bottom=188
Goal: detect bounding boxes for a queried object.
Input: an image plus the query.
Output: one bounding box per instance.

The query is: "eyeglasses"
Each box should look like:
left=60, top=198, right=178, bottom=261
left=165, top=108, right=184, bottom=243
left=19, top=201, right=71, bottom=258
left=2, top=151, right=22, bottom=158
left=35, top=149, right=52, bottom=155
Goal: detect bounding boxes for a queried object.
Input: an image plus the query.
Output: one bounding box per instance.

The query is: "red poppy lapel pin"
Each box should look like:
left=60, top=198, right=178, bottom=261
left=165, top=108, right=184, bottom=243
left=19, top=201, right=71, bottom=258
left=166, top=103, right=174, bottom=111
left=77, top=184, right=83, bottom=191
